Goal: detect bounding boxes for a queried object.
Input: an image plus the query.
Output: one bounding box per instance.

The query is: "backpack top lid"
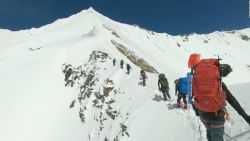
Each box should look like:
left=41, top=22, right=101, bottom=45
left=159, top=73, right=165, bottom=79
left=180, top=77, right=187, bottom=82
left=188, top=53, right=200, bottom=68
left=159, top=74, right=169, bottom=87
left=140, top=70, right=145, bottom=74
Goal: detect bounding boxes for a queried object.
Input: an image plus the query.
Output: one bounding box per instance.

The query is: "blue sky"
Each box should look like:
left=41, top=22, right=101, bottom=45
left=0, top=0, right=249, bottom=35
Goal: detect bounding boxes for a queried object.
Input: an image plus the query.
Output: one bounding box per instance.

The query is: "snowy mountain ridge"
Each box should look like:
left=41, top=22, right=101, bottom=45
left=1, top=7, right=250, bottom=84
left=0, top=7, right=250, bottom=141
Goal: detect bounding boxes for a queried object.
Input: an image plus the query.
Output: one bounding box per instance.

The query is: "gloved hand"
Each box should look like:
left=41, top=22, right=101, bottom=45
left=224, top=113, right=231, bottom=121
left=242, top=113, right=250, bottom=126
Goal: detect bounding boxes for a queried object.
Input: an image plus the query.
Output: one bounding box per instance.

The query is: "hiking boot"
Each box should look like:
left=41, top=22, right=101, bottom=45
left=184, top=103, right=187, bottom=109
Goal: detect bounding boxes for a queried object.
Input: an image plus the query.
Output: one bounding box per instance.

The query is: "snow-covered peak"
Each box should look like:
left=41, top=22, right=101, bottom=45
left=85, top=7, right=99, bottom=14
left=0, top=8, right=250, bottom=141
left=72, top=7, right=104, bottom=19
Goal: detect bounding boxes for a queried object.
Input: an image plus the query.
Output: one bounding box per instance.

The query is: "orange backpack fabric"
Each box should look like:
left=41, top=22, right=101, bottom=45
left=192, top=59, right=226, bottom=112
left=188, top=53, right=200, bottom=68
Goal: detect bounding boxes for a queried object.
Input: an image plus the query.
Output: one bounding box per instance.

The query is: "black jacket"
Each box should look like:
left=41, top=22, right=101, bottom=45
left=158, top=79, right=169, bottom=90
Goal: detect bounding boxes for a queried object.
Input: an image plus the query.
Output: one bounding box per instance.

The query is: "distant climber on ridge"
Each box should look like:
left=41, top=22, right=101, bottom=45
left=120, top=59, right=124, bottom=69
left=140, top=69, right=147, bottom=86
left=113, top=58, right=116, bottom=66
left=158, top=73, right=170, bottom=101
left=126, top=63, right=131, bottom=74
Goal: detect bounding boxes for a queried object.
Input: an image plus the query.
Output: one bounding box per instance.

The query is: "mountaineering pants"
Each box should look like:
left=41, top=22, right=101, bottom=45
left=140, top=76, right=146, bottom=86
left=198, top=109, right=225, bottom=141
left=127, top=69, right=130, bottom=74
left=161, top=88, right=170, bottom=100
left=142, top=77, right=146, bottom=86
left=177, top=93, right=187, bottom=108
left=177, top=93, right=187, bottom=103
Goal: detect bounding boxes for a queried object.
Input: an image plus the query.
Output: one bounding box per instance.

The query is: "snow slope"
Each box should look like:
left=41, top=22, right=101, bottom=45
left=0, top=7, right=250, bottom=141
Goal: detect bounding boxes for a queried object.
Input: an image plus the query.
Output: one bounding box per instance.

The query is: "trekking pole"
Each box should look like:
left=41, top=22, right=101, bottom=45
left=197, top=118, right=203, bottom=141
left=217, top=55, right=224, bottom=83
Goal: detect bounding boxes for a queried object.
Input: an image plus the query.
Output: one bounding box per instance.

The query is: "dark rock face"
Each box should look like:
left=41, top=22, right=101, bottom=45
left=62, top=51, right=130, bottom=141
left=240, top=35, right=250, bottom=41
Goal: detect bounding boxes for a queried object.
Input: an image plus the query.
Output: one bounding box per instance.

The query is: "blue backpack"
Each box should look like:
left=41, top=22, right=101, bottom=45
left=180, top=77, right=188, bottom=94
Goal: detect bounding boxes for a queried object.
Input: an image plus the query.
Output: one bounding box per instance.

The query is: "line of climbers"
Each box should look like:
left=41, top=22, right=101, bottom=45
left=114, top=54, right=250, bottom=141
left=113, top=58, right=147, bottom=86
left=113, top=58, right=151, bottom=87
left=113, top=58, right=171, bottom=101
left=113, top=58, right=132, bottom=74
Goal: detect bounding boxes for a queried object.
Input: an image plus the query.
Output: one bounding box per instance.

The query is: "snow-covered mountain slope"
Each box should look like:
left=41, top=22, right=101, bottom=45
left=224, top=82, right=250, bottom=141
left=0, top=7, right=250, bottom=141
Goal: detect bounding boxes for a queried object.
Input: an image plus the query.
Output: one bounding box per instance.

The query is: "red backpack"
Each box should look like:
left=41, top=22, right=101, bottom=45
left=192, top=59, right=226, bottom=113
